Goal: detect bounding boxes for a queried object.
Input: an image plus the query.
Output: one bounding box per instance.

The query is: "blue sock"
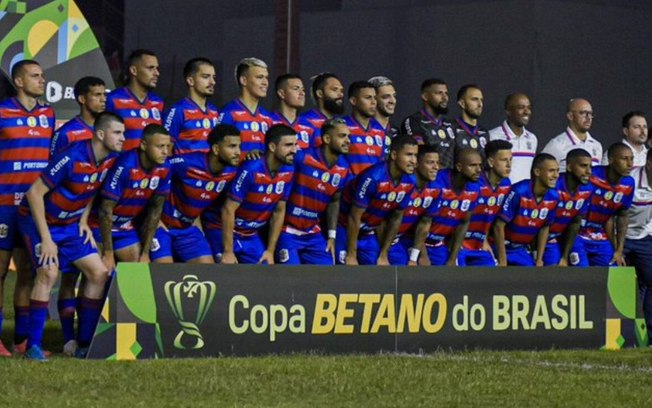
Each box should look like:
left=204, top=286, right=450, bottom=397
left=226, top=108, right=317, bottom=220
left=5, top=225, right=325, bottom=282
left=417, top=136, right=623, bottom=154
left=28, top=301, right=49, bottom=349
left=14, top=306, right=30, bottom=344
left=77, top=297, right=103, bottom=347
left=0, top=307, right=3, bottom=336
left=57, top=298, right=77, bottom=343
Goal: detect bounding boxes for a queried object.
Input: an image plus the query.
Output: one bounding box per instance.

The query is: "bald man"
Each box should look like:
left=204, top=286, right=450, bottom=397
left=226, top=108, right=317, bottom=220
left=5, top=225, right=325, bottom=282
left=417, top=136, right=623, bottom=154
left=542, top=98, right=603, bottom=172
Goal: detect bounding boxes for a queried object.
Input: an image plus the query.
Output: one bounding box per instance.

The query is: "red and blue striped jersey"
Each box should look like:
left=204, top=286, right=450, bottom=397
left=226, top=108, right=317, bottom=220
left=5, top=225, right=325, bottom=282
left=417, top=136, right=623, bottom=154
left=161, top=153, right=236, bottom=229
left=426, top=169, right=480, bottom=244
left=548, top=174, right=594, bottom=241
left=578, top=165, right=635, bottom=241
left=339, top=162, right=416, bottom=234
left=498, top=179, right=559, bottom=247
left=50, top=116, right=93, bottom=156
left=163, top=97, right=219, bottom=156
left=18, top=140, right=116, bottom=226
left=283, top=148, right=349, bottom=234
left=269, top=111, right=313, bottom=150
left=463, top=173, right=512, bottom=250
left=398, top=180, right=442, bottom=236
left=88, top=149, right=171, bottom=232
left=297, top=108, right=328, bottom=148
left=218, top=99, right=272, bottom=160
left=105, top=87, right=164, bottom=151
left=0, top=97, right=54, bottom=206
left=342, top=116, right=388, bottom=176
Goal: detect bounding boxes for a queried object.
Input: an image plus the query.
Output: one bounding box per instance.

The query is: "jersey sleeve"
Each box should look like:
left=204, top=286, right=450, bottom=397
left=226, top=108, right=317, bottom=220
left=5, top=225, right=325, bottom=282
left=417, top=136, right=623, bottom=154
left=351, top=174, right=378, bottom=209
left=228, top=166, right=253, bottom=203
left=498, top=189, right=520, bottom=223
left=163, top=107, right=183, bottom=142
left=401, top=116, right=420, bottom=137
left=41, top=153, right=73, bottom=189
left=620, top=179, right=636, bottom=211
left=155, top=168, right=172, bottom=197
left=100, top=161, right=128, bottom=201
left=397, top=186, right=415, bottom=210
left=217, top=110, right=234, bottom=126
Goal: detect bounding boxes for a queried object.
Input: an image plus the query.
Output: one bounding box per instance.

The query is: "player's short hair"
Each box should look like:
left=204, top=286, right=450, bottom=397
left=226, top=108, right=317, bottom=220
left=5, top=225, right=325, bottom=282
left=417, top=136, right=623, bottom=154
left=73, top=76, right=106, bottom=100
left=454, top=147, right=482, bottom=165
left=275, top=73, right=302, bottom=94
left=265, top=124, right=295, bottom=147
left=417, top=144, right=441, bottom=159
left=183, top=57, right=213, bottom=79
left=234, top=57, right=267, bottom=86
left=127, top=49, right=157, bottom=69
left=457, top=84, right=481, bottom=101
left=530, top=153, right=557, bottom=179
left=622, top=111, right=646, bottom=128
left=11, top=59, right=40, bottom=80
left=208, top=124, right=240, bottom=147
left=94, top=111, right=123, bottom=132
left=348, top=81, right=374, bottom=99
left=485, top=140, right=513, bottom=159
left=420, top=78, right=446, bottom=92
left=320, top=117, right=347, bottom=137
left=310, top=72, right=340, bottom=101
left=607, top=142, right=632, bottom=159
left=504, top=92, right=529, bottom=109
left=390, top=135, right=418, bottom=153
left=141, top=123, right=169, bottom=142
left=368, top=76, right=393, bottom=89
left=566, top=148, right=592, bottom=164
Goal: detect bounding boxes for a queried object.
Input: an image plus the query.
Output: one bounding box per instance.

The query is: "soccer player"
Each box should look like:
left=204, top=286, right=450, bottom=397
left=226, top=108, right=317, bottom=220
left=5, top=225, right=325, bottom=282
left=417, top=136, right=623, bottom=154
left=163, top=57, right=219, bottom=156
left=51, top=76, right=106, bottom=155
left=401, top=78, right=456, bottom=167
left=0, top=59, right=54, bottom=356
left=452, top=84, right=490, bottom=162
left=601, top=111, right=648, bottom=169
left=298, top=73, right=345, bottom=147
left=218, top=57, right=272, bottom=160
left=458, top=140, right=513, bottom=266
left=270, top=74, right=312, bottom=150
left=570, top=142, right=635, bottom=266
left=150, top=124, right=241, bottom=263
left=276, top=118, right=350, bottom=264
left=106, top=49, right=164, bottom=151
left=489, top=93, right=537, bottom=183
left=542, top=98, right=602, bottom=172
left=368, top=76, right=398, bottom=139
left=336, top=135, right=417, bottom=265
left=413, top=148, right=482, bottom=266
left=18, top=112, right=124, bottom=361
left=220, top=124, right=296, bottom=264
left=543, top=149, right=594, bottom=266
left=493, top=153, right=560, bottom=266
left=343, top=81, right=388, bottom=176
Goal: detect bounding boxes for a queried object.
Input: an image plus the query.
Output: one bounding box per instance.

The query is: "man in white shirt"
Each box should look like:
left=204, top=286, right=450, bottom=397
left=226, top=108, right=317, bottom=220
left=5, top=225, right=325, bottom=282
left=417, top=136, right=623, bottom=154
left=489, top=93, right=537, bottom=183
left=542, top=98, right=602, bottom=172
left=601, top=111, right=648, bottom=168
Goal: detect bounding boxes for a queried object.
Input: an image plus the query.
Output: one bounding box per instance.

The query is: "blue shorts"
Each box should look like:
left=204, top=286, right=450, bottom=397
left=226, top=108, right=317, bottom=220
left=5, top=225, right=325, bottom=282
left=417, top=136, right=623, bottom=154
left=570, top=237, right=614, bottom=267
left=92, top=227, right=141, bottom=251
left=233, top=233, right=266, bottom=264
left=458, top=248, right=496, bottom=266
left=335, top=225, right=379, bottom=265
left=388, top=238, right=411, bottom=266
left=425, top=242, right=449, bottom=266
left=18, top=214, right=97, bottom=274
left=203, top=226, right=224, bottom=262
left=543, top=241, right=561, bottom=266
left=0, top=205, right=23, bottom=251
left=505, top=246, right=535, bottom=266
left=150, top=226, right=212, bottom=262
left=276, top=231, right=333, bottom=265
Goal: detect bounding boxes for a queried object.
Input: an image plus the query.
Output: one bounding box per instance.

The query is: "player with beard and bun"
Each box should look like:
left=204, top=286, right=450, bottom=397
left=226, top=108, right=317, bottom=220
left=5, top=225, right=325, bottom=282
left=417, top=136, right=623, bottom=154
left=270, top=74, right=313, bottom=150
left=163, top=57, right=219, bottom=156
left=489, top=93, right=537, bottom=183
left=368, top=76, right=398, bottom=139
left=298, top=73, right=345, bottom=148
left=106, top=49, right=164, bottom=151
left=452, top=84, right=489, bottom=163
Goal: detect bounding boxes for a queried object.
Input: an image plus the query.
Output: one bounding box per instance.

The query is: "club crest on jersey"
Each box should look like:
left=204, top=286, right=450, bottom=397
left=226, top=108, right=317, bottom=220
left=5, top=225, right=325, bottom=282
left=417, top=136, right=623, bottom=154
left=205, top=181, right=215, bottom=191
left=27, top=116, right=37, bottom=127
left=527, top=141, right=533, bottom=150
left=140, top=178, right=149, bottom=189
left=375, top=136, right=383, bottom=147
left=278, top=249, right=290, bottom=263
left=450, top=200, right=459, bottom=210
left=575, top=199, right=584, bottom=210
left=470, top=139, right=478, bottom=149
left=300, top=131, right=309, bottom=143
left=614, top=192, right=623, bottom=203
left=321, top=173, right=330, bottom=183
left=39, top=114, right=49, bottom=128
left=447, top=128, right=455, bottom=139
left=0, top=224, right=8, bottom=239
left=479, top=137, right=487, bottom=148
left=423, top=196, right=433, bottom=208
left=365, top=136, right=374, bottom=146
left=275, top=181, right=285, bottom=194
left=251, top=122, right=260, bottom=132
left=331, top=174, right=341, bottom=187
left=150, top=176, right=160, bottom=190
left=35, top=243, right=42, bottom=258
left=152, top=108, right=161, bottom=120
left=461, top=200, right=470, bottom=211
left=202, top=118, right=211, bottom=129
left=139, top=108, right=150, bottom=119
left=397, top=191, right=406, bottom=203
left=151, top=238, right=161, bottom=252
left=604, top=191, right=614, bottom=201
left=539, top=208, right=548, bottom=219
left=217, top=180, right=226, bottom=192
left=262, top=122, right=269, bottom=133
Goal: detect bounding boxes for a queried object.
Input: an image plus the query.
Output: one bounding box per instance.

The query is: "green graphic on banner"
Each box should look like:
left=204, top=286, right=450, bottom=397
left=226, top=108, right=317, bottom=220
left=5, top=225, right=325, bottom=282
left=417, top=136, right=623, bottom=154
left=116, top=262, right=157, bottom=323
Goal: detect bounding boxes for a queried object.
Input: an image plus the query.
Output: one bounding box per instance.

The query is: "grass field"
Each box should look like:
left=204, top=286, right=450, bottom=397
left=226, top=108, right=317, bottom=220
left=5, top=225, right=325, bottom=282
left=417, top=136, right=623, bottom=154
left=1, top=273, right=652, bottom=407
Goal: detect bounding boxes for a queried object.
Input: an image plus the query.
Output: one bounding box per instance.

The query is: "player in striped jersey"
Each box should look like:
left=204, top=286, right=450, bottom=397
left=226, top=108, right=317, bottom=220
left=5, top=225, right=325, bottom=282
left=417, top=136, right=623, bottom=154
left=270, top=74, right=312, bottom=150
left=493, top=153, right=560, bottom=266
left=458, top=140, right=513, bottom=266
left=0, top=60, right=54, bottom=357
left=298, top=73, right=345, bottom=148
left=336, top=135, right=417, bottom=265
left=343, top=81, right=388, bottom=176
left=220, top=124, right=296, bottom=264
left=218, top=57, right=273, bottom=160
left=51, top=76, right=106, bottom=155
left=369, top=76, right=398, bottom=139
left=18, top=112, right=124, bottom=361
left=150, top=125, right=241, bottom=263
left=413, top=148, right=482, bottom=266
left=163, top=58, right=218, bottom=156
left=106, top=49, right=164, bottom=151
left=543, top=149, right=594, bottom=266
left=275, top=118, right=350, bottom=265
left=570, top=142, right=635, bottom=266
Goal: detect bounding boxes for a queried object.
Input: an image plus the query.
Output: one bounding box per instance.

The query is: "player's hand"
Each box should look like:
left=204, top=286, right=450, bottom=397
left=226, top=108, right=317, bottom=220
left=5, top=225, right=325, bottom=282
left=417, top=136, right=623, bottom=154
left=139, top=252, right=151, bottom=263
left=345, top=253, right=358, bottom=265
left=325, top=238, right=335, bottom=262
left=39, top=238, right=59, bottom=269
left=102, top=251, right=116, bottom=272
left=611, top=250, right=626, bottom=266
left=221, top=251, right=238, bottom=264
left=535, top=259, right=544, bottom=267
left=557, top=258, right=568, bottom=267
left=245, top=150, right=263, bottom=161
left=376, top=254, right=390, bottom=266
left=258, top=250, right=275, bottom=265
left=497, top=259, right=507, bottom=267
left=408, top=260, right=417, bottom=266
left=418, top=251, right=431, bottom=266
left=78, top=222, right=96, bottom=248
left=445, top=258, right=457, bottom=267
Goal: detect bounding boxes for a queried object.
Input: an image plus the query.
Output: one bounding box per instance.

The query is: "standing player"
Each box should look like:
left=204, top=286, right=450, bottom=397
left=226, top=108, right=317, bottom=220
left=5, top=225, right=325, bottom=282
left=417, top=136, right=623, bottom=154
left=276, top=118, right=350, bottom=264
left=489, top=93, right=537, bottom=183
left=452, top=84, right=489, bottom=162
left=458, top=141, right=513, bottom=266
left=270, top=74, right=312, bottom=150
left=218, top=57, right=273, bottom=160
left=150, top=124, right=241, bottom=263
left=220, top=124, right=296, bottom=264
left=336, top=135, right=417, bottom=265
left=368, top=76, right=398, bottom=139
left=18, top=112, right=124, bottom=361
left=51, top=76, right=106, bottom=155
left=543, top=149, right=594, bottom=266
left=601, top=112, right=648, bottom=169
left=106, top=49, right=164, bottom=151
left=298, top=73, right=345, bottom=147
left=163, top=57, right=219, bottom=156
left=570, top=142, right=634, bottom=266
left=493, top=153, right=560, bottom=266
left=0, top=60, right=54, bottom=356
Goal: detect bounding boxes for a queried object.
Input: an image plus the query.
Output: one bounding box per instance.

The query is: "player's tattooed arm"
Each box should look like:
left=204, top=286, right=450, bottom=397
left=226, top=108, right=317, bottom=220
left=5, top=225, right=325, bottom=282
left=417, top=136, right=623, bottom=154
left=377, top=209, right=404, bottom=266
left=98, top=198, right=118, bottom=271
left=345, top=205, right=365, bottom=265
left=612, top=211, right=629, bottom=266
left=140, top=194, right=166, bottom=261
left=261, top=200, right=287, bottom=264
